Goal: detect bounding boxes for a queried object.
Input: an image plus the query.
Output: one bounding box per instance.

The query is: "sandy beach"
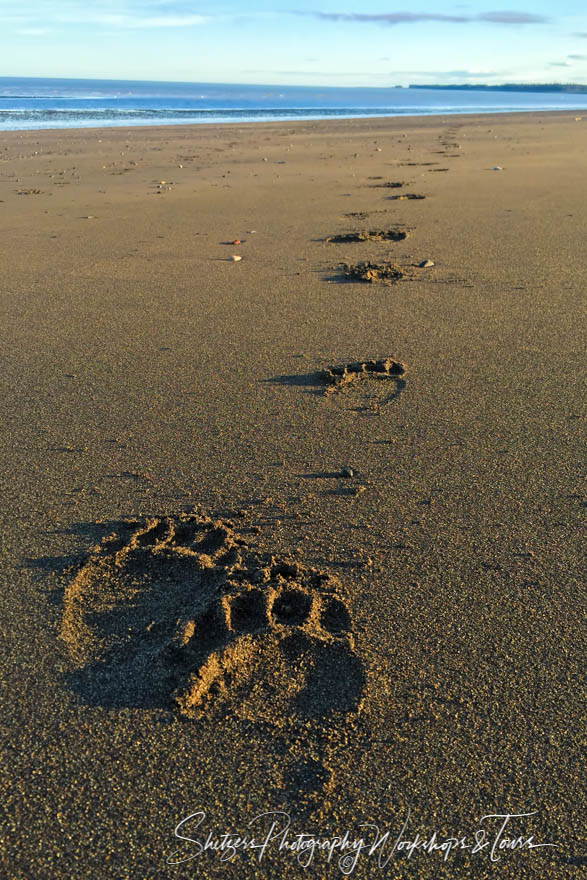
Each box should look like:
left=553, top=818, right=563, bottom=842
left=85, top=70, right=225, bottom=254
left=0, top=111, right=584, bottom=878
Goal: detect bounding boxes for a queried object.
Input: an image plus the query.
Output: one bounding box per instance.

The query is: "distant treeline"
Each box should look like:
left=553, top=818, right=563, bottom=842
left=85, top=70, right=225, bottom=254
left=409, top=83, right=587, bottom=93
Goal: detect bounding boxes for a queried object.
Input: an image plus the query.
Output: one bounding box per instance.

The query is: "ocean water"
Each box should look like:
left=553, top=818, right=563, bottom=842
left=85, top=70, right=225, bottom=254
left=2, top=77, right=587, bottom=131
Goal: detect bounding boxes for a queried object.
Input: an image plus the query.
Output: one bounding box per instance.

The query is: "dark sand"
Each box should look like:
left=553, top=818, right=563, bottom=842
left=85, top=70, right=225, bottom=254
left=0, top=112, right=585, bottom=878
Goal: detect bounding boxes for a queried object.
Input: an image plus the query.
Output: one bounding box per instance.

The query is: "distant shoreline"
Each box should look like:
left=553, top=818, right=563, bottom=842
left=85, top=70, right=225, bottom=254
left=409, top=83, right=587, bottom=93
left=1, top=75, right=586, bottom=94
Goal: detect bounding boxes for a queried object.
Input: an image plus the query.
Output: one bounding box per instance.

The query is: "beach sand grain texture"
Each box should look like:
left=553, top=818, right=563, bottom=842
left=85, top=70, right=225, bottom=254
left=0, top=112, right=585, bottom=878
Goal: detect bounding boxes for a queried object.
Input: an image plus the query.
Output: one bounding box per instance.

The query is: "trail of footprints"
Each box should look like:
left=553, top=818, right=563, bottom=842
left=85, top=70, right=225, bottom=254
left=326, top=166, right=420, bottom=284
left=313, top=133, right=453, bottom=408
left=58, top=126, right=465, bottom=807
left=326, top=125, right=462, bottom=286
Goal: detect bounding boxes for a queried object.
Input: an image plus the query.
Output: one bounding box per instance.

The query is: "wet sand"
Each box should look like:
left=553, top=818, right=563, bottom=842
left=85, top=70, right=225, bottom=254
left=0, top=111, right=585, bottom=878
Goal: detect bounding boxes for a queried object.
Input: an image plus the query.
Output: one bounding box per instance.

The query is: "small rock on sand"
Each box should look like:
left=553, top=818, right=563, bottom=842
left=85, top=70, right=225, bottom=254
left=418, top=259, right=435, bottom=268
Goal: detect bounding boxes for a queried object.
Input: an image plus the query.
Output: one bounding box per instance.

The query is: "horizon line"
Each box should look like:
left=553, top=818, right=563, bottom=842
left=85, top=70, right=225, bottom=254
left=1, top=75, right=587, bottom=90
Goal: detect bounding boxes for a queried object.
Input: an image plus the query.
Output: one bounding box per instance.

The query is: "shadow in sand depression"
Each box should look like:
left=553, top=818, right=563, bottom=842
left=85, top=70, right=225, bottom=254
left=262, top=368, right=331, bottom=394
left=58, top=511, right=366, bottom=722
left=47, top=511, right=368, bottom=815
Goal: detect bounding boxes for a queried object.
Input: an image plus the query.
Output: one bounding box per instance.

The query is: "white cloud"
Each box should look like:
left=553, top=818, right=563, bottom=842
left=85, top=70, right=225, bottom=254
left=4, top=1, right=210, bottom=29
left=56, top=11, right=209, bottom=28
left=17, top=27, right=51, bottom=35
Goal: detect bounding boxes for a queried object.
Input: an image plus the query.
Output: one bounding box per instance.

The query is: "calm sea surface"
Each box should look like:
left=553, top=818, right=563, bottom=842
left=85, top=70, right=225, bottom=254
left=2, top=77, right=587, bottom=131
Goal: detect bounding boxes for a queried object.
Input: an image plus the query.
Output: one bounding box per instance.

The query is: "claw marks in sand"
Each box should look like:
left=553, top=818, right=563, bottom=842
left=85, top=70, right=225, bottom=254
left=386, top=193, right=426, bottom=201
left=340, top=210, right=387, bottom=220
left=368, top=180, right=410, bottom=189
left=61, top=512, right=365, bottom=725
left=324, top=357, right=405, bottom=385
left=341, top=261, right=405, bottom=283
left=321, top=358, right=407, bottom=410
left=326, top=228, right=409, bottom=244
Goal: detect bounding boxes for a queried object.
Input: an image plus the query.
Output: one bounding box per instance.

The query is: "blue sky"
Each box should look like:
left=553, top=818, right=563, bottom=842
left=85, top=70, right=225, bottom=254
left=3, top=1, right=587, bottom=85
